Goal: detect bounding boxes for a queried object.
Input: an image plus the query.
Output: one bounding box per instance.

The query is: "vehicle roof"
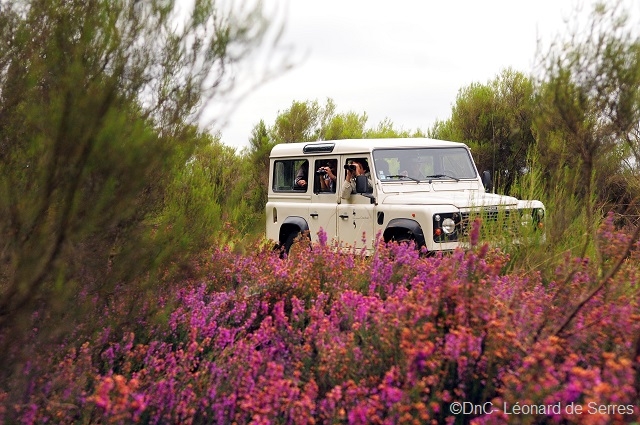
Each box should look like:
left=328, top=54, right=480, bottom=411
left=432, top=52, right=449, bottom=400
left=269, top=138, right=468, bottom=158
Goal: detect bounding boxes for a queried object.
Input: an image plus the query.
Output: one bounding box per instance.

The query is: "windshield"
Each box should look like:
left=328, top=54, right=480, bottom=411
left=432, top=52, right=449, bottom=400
left=372, top=147, right=477, bottom=181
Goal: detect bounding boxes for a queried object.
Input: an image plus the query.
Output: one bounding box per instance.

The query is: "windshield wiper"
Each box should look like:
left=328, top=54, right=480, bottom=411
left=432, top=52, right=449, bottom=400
left=425, top=174, right=460, bottom=182
left=385, top=174, right=421, bottom=183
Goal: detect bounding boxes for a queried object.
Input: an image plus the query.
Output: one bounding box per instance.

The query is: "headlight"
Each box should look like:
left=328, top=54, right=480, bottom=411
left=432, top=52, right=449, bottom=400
left=433, top=212, right=462, bottom=242
left=442, top=218, right=456, bottom=234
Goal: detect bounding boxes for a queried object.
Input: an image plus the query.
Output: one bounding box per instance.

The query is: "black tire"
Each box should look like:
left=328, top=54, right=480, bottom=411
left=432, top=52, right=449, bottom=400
left=280, top=230, right=312, bottom=258
left=282, top=231, right=300, bottom=257
left=394, top=235, right=415, bottom=248
left=394, top=235, right=412, bottom=244
left=391, top=230, right=414, bottom=246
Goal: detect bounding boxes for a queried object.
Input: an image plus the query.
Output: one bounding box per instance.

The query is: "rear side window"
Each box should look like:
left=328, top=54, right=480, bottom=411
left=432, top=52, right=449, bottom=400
left=273, top=159, right=309, bottom=192
left=313, top=158, right=338, bottom=193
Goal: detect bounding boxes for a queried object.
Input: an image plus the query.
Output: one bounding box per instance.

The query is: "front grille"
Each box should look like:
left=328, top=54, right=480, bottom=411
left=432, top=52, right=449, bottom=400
left=459, top=209, right=511, bottom=236
left=433, top=207, right=544, bottom=244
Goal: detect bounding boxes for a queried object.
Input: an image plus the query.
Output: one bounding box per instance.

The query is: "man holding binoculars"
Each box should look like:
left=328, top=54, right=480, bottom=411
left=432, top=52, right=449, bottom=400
left=341, top=159, right=372, bottom=200
left=316, top=159, right=338, bottom=192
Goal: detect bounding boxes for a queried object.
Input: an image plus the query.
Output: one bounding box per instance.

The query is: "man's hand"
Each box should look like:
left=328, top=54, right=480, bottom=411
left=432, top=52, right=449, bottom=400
left=345, top=169, right=354, bottom=182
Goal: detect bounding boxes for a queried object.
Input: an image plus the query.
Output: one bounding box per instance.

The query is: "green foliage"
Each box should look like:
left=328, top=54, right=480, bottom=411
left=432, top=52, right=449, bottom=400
left=426, top=119, right=455, bottom=140
left=425, top=2, right=640, bottom=270
left=153, top=132, right=243, bottom=264
left=430, top=69, right=536, bottom=193
left=0, top=0, right=272, bottom=384
left=531, top=0, right=640, bottom=258
left=244, top=120, right=275, bottom=216
left=324, top=111, right=368, bottom=140
left=364, top=117, right=417, bottom=139
left=270, top=98, right=425, bottom=144
left=272, top=98, right=336, bottom=143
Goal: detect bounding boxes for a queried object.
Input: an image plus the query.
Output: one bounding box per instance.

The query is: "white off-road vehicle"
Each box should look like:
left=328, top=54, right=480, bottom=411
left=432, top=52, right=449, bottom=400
left=266, top=138, right=545, bottom=254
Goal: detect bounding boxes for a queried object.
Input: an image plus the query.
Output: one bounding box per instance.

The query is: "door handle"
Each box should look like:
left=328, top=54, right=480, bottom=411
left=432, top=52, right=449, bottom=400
left=310, top=212, right=318, bottom=218
left=339, top=214, right=349, bottom=219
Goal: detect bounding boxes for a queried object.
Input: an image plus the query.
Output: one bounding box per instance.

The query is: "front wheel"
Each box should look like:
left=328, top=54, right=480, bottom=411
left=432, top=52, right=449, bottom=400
left=394, top=235, right=413, bottom=244
left=279, top=230, right=311, bottom=258
left=281, top=231, right=300, bottom=256
left=390, top=232, right=429, bottom=255
left=390, top=230, right=415, bottom=247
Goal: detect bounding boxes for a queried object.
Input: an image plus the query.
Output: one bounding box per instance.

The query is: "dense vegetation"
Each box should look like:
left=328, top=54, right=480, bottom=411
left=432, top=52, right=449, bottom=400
left=3, top=221, right=640, bottom=424
left=1, top=0, right=639, bottom=423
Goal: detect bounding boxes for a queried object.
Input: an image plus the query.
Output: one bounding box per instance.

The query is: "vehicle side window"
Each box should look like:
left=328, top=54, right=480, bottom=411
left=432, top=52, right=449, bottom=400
left=342, top=156, right=373, bottom=198
left=313, top=158, right=338, bottom=193
left=344, top=157, right=371, bottom=178
left=273, top=159, right=309, bottom=192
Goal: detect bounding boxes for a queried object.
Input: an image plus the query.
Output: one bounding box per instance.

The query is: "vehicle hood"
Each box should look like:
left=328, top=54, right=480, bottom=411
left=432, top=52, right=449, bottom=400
left=381, top=191, right=519, bottom=208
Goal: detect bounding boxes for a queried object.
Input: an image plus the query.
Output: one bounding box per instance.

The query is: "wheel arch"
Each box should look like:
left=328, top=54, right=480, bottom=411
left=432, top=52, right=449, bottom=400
left=279, top=216, right=310, bottom=244
left=383, top=218, right=426, bottom=248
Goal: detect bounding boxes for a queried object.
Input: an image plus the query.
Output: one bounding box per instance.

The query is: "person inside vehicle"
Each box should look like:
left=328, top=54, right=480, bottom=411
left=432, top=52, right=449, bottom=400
left=400, top=158, right=426, bottom=179
left=341, top=159, right=372, bottom=200
left=295, top=161, right=309, bottom=189
left=318, top=159, right=338, bottom=192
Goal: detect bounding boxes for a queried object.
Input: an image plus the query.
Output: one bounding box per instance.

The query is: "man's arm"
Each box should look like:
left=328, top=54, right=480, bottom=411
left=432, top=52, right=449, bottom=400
left=295, top=167, right=307, bottom=187
left=341, top=178, right=355, bottom=199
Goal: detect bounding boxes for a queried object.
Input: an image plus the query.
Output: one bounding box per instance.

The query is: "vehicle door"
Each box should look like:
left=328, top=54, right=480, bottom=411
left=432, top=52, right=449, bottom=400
left=337, top=155, right=375, bottom=252
left=308, top=157, right=339, bottom=245
left=267, top=158, right=311, bottom=243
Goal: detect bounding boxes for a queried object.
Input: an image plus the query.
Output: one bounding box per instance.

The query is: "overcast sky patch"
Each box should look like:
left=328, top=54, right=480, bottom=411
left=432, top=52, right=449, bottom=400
left=210, top=0, right=639, bottom=150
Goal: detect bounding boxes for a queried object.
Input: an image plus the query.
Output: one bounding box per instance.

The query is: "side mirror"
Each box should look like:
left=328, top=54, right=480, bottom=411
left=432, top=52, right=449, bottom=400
left=355, top=175, right=376, bottom=204
left=482, top=170, right=493, bottom=193
left=355, top=175, right=372, bottom=194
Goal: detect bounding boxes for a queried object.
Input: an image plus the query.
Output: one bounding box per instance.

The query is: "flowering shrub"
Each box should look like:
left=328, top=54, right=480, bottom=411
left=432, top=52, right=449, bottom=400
left=1, top=219, right=639, bottom=424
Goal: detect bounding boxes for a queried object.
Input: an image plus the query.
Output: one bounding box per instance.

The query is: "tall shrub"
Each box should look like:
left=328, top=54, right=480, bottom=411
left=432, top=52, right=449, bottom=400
left=0, top=0, right=274, bottom=387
